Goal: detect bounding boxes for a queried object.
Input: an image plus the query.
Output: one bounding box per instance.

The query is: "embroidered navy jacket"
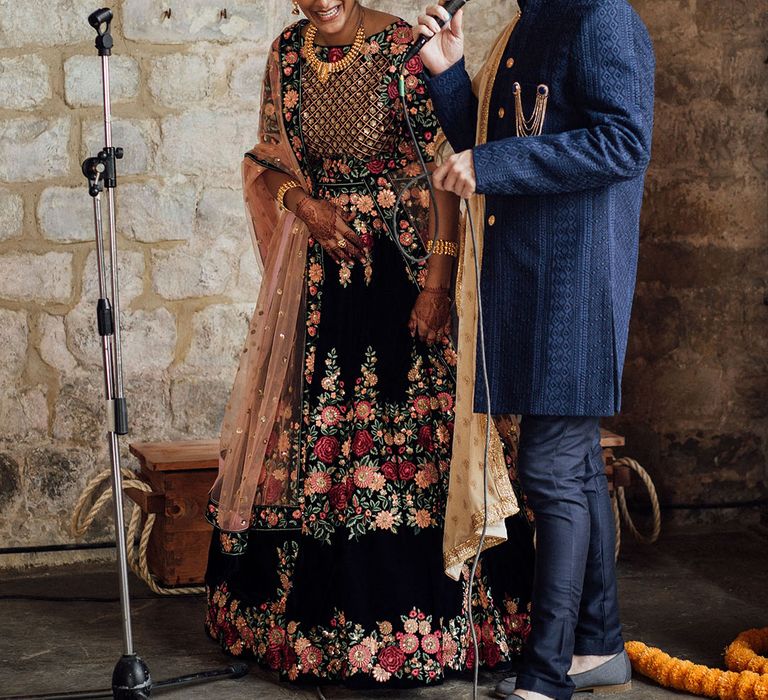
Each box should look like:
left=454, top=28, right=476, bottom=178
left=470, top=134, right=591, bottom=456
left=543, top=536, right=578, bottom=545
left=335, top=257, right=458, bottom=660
left=427, top=0, right=655, bottom=416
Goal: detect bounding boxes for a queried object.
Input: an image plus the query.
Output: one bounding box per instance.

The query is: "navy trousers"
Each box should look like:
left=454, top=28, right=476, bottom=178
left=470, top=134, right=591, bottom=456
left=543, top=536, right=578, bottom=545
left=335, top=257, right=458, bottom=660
left=514, top=416, right=624, bottom=700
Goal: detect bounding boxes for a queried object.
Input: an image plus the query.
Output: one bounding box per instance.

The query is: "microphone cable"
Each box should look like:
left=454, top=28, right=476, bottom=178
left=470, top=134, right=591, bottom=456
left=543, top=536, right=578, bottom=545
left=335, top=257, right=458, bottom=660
left=393, top=70, right=492, bottom=700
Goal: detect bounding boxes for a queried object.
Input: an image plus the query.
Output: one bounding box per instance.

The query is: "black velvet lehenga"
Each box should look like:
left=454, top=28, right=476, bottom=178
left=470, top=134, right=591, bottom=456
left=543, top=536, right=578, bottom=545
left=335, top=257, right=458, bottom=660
left=205, top=18, right=534, bottom=688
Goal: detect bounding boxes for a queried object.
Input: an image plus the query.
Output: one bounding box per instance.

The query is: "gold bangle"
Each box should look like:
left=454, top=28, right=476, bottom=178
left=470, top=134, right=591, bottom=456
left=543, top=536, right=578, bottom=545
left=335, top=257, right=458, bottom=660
left=425, top=239, right=459, bottom=258
left=276, top=180, right=302, bottom=211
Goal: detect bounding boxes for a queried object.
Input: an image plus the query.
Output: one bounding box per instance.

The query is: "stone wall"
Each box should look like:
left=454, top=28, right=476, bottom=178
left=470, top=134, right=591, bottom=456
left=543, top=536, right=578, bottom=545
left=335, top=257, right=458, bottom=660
left=0, top=0, right=765, bottom=567
left=611, top=0, right=768, bottom=515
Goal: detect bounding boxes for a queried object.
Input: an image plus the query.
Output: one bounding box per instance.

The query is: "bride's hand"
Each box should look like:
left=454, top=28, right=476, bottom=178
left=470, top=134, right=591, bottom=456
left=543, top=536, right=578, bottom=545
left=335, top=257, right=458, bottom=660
left=413, top=5, right=465, bottom=77
left=295, top=196, right=367, bottom=265
left=408, top=287, right=452, bottom=345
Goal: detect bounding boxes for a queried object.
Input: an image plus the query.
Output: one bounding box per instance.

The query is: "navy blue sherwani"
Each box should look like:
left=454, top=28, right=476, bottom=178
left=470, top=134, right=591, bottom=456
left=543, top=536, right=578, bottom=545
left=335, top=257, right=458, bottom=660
left=428, top=0, right=655, bottom=417
left=427, top=2, right=655, bottom=698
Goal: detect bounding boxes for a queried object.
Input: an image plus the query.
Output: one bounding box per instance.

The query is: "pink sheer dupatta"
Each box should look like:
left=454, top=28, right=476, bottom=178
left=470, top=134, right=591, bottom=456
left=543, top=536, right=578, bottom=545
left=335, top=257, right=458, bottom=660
left=210, top=41, right=311, bottom=532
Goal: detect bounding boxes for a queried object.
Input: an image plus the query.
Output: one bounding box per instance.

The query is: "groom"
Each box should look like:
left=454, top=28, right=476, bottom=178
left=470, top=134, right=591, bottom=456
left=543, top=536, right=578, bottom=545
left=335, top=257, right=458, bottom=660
left=415, top=1, right=655, bottom=699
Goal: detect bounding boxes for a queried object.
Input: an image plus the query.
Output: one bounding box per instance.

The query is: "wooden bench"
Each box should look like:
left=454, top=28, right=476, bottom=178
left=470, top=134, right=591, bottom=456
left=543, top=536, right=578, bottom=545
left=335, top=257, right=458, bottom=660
left=127, top=430, right=630, bottom=587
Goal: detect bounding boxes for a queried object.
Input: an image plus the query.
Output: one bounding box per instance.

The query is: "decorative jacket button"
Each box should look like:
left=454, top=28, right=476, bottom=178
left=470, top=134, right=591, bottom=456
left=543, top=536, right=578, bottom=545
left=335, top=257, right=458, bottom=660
left=506, top=57, right=515, bottom=68
left=498, top=107, right=505, bottom=119
left=488, top=215, right=496, bottom=226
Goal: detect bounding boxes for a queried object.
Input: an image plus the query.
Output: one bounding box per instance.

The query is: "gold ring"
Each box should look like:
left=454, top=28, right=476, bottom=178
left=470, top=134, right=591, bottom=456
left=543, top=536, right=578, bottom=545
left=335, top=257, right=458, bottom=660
left=336, top=238, right=347, bottom=249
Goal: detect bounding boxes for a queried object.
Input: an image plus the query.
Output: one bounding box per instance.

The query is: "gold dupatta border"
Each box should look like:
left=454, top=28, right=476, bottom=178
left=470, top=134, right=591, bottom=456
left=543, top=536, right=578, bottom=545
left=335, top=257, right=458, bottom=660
left=443, top=13, right=523, bottom=580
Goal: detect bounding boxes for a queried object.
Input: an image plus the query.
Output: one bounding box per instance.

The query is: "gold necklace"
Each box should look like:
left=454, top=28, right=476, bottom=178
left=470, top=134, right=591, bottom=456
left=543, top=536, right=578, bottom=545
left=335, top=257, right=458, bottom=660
left=304, top=21, right=366, bottom=84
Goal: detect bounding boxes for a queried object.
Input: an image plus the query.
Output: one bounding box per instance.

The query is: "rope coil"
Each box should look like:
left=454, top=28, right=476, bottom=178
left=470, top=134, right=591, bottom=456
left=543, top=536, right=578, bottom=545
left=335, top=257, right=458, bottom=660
left=610, top=456, right=662, bottom=561
left=71, top=468, right=204, bottom=596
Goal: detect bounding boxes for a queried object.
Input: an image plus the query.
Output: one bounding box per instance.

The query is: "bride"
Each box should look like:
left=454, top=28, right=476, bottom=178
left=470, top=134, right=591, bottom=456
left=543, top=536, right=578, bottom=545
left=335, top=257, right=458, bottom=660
left=204, top=0, right=534, bottom=688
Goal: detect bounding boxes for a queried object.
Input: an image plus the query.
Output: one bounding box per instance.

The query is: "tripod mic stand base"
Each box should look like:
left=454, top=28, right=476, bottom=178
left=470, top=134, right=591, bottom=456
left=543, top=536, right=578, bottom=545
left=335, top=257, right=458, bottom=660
left=112, top=655, right=151, bottom=699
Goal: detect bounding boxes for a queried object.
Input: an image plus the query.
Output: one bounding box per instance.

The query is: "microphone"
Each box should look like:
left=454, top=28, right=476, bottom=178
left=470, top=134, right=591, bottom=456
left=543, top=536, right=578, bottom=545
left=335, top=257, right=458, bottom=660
left=403, top=0, right=470, bottom=64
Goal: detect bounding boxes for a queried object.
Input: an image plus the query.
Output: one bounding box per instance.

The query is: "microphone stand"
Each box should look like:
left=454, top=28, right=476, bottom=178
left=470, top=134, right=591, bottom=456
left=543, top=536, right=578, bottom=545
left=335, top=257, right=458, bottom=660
left=2, top=9, right=248, bottom=699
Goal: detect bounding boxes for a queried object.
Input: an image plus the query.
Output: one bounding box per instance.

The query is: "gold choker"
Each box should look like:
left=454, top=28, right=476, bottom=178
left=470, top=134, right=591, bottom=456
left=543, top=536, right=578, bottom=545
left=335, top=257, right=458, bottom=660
left=304, top=23, right=366, bottom=83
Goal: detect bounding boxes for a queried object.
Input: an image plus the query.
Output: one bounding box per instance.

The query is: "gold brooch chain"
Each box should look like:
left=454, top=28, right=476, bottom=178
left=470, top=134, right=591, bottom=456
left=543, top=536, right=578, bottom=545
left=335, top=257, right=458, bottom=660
left=304, top=22, right=366, bottom=84
left=513, top=82, right=549, bottom=137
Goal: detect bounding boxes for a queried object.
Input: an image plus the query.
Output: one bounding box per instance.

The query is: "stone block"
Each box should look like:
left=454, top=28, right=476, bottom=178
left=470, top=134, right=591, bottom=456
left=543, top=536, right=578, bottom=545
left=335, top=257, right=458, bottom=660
left=123, top=0, right=272, bottom=44
left=695, top=0, right=764, bottom=35
left=64, top=55, right=140, bottom=107
left=117, top=180, right=197, bottom=242
left=0, top=386, right=49, bottom=440
left=195, top=188, right=261, bottom=303
left=0, top=117, right=71, bottom=182
left=626, top=293, right=682, bottom=363
left=0, top=309, right=28, bottom=382
left=170, top=377, right=230, bottom=437
left=0, top=188, right=23, bottom=241
left=182, top=303, right=251, bottom=379
left=623, top=363, right=725, bottom=422
left=0, top=0, right=95, bottom=48
left=123, top=377, right=175, bottom=441
left=80, top=248, right=146, bottom=308
left=0, top=252, right=73, bottom=303
left=81, top=118, right=160, bottom=176
left=148, top=53, right=213, bottom=106
left=229, top=54, right=267, bottom=103
left=121, top=307, right=177, bottom=377
left=641, top=175, right=768, bottom=249
left=195, top=187, right=248, bottom=248
left=38, top=187, right=93, bottom=243
left=151, top=241, right=238, bottom=300
left=52, top=376, right=103, bottom=444
left=0, top=54, right=51, bottom=110
left=26, top=447, right=81, bottom=500
left=655, top=430, right=767, bottom=505
left=39, top=314, right=78, bottom=375
left=0, top=454, right=21, bottom=509
left=156, top=109, right=260, bottom=178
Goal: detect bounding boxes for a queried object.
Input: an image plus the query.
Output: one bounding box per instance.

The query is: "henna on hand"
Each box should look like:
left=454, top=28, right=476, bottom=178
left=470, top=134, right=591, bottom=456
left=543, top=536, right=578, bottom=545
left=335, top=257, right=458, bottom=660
left=409, top=287, right=452, bottom=345
left=295, top=196, right=366, bottom=264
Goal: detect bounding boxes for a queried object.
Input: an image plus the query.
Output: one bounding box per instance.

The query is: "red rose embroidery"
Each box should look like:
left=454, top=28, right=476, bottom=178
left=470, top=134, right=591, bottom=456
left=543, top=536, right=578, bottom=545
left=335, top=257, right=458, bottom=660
left=378, top=645, right=406, bottom=673
left=405, top=55, right=423, bottom=75
left=360, top=233, right=374, bottom=248
left=393, top=26, right=413, bottom=44
left=329, top=478, right=353, bottom=510
left=417, top=425, right=434, bottom=451
left=223, top=622, right=239, bottom=647
left=485, top=643, right=501, bottom=668
left=387, top=81, right=399, bottom=100
left=368, top=159, right=385, bottom=174
left=314, top=435, right=340, bottom=464
left=398, top=461, right=417, bottom=480
left=283, top=644, right=298, bottom=668
left=352, top=429, right=374, bottom=456
left=327, top=47, right=345, bottom=63
left=265, top=645, right=282, bottom=669
left=381, top=461, right=398, bottom=480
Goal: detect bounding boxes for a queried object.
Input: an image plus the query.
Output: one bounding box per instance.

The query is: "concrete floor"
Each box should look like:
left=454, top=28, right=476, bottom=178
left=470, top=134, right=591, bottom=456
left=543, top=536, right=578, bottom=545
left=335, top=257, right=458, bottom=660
left=0, top=523, right=766, bottom=700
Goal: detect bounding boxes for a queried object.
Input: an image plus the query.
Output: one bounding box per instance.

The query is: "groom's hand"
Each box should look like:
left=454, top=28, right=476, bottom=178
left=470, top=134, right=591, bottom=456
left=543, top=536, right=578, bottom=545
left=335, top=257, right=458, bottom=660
left=413, top=4, right=465, bottom=76
left=433, top=150, right=476, bottom=199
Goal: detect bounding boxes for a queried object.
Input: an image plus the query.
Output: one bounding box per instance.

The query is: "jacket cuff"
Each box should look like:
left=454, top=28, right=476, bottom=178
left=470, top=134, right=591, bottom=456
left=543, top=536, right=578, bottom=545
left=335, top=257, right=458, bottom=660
left=473, top=140, right=518, bottom=196
left=425, top=57, right=471, bottom=99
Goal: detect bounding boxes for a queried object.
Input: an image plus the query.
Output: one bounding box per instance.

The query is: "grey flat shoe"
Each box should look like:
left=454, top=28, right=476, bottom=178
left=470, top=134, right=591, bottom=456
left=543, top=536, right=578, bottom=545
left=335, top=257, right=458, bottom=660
left=495, top=676, right=518, bottom=698
left=495, top=651, right=632, bottom=697
left=571, top=650, right=632, bottom=693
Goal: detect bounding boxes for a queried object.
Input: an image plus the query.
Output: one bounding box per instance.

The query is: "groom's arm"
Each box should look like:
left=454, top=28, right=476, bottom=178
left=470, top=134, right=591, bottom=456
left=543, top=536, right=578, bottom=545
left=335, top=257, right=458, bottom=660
left=426, top=58, right=479, bottom=154
left=474, top=5, right=655, bottom=196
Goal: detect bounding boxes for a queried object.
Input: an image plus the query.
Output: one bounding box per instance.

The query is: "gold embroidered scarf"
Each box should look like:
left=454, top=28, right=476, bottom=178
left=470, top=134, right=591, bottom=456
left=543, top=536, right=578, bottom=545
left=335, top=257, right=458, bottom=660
left=443, top=14, right=522, bottom=580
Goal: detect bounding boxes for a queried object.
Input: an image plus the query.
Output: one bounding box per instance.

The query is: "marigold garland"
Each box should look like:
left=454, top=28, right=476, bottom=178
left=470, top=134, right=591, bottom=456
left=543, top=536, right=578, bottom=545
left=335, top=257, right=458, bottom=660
left=626, top=628, right=768, bottom=700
